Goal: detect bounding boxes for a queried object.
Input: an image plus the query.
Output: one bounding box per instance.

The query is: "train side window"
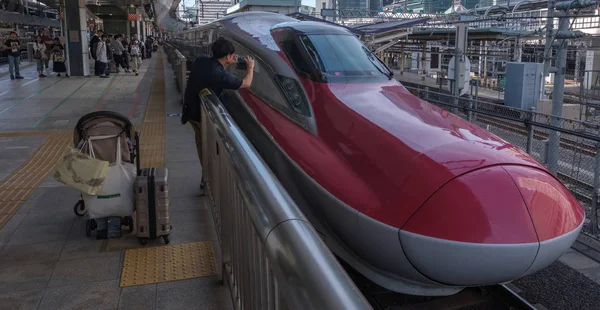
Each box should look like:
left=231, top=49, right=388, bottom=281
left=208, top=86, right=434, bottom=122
left=229, top=42, right=289, bottom=111
left=249, top=61, right=289, bottom=111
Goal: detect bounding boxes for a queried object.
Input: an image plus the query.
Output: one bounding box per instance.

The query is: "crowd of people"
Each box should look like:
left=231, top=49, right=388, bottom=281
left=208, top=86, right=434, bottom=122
left=89, top=30, right=157, bottom=78
left=3, top=29, right=67, bottom=79
left=2, top=28, right=158, bottom=80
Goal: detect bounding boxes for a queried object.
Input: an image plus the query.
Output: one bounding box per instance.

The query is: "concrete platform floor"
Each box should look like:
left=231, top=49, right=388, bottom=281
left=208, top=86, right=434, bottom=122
left=0, top=50, right=232, bottom=309
left=0, top=60, right=35, bottom=79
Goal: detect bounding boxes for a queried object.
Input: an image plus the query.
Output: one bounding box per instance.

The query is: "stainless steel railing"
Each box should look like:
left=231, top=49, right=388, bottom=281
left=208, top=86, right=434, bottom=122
left=163, top=43, right=371, bottom=308
left=198, top=91, right=371, bottom=310
left=173, top=50, right=187, bottom=104
left=163, top=43, right=188, bottom=104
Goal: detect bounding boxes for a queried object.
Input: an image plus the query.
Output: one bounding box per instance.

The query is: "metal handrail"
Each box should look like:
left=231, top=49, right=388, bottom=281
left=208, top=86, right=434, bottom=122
left=163, top=43, right=188, bottom=104
left=199, top=90, right=371, bottom=310
left=174, top=49, right=187, bottom=103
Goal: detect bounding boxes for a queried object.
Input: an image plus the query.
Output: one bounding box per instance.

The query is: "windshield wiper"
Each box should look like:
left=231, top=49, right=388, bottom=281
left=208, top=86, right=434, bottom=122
left=305, top=44, right=324, bottom=73
left=368, top=53, right=393, bottom=80
left=362, top=47, right=393, bottom=80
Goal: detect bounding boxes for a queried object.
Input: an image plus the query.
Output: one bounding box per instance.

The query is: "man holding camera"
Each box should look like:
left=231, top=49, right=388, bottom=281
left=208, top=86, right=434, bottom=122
left=182, top=36, right=255, bottom=194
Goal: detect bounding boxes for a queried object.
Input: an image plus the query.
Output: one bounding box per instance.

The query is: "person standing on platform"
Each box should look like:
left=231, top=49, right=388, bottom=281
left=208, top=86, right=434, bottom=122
left=96, top=34, right=109, bottom=78
left=145, top=36, right=153, bottom=58
left=181, top=37, right=255, bottom=194
left=121, top=35, right=131, bottom=72
left=128, top=36, right=143, bottom=76
left=111, top=34, right=129, bottom=73
left=51, top=38, right=68, bottom=77
left=41, top=29, right=53, bottom=75
left=33, top=35, right=47, bottom=78
left=90, top=29, right=103, bottom=76
left=4, top=31, right=24, bottom=80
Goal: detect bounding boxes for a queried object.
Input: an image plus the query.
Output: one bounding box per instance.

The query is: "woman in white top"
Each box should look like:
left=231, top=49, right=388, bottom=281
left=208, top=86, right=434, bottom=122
left=33, top=35, right=47, bottom=78
left=96, top=35, right=109, bottom=78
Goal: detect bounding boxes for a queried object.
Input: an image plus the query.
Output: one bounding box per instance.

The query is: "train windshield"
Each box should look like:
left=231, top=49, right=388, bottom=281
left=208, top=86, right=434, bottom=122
left=299, top=34, right=393, bottom=80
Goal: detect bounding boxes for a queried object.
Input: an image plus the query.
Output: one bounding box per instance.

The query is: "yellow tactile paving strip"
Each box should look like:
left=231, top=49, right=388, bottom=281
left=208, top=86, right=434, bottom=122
left=0, top=131, right=54, bottom=138
left=115, top=51, right=219, bottom=287
left=138, top=52, right=166, bottom=169
left=0, top=131, right=71, bottom=229
left=120, top=241, right=217, bottom=287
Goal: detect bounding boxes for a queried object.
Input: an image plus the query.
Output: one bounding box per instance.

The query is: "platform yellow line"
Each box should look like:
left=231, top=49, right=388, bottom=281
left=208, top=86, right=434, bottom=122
left=0, top=51, right=167, bottom=230
left=0, top=130, right=71, bottom=229
left=138, top=51, right=166, bottom=169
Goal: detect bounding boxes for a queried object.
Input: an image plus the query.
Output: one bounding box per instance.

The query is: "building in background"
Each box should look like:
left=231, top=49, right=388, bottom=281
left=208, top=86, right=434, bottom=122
left=226, top=0, right=296, bottom=15
left=195, top=0, right=231, bottom=24
left=382, top=0, right=480, bottom=14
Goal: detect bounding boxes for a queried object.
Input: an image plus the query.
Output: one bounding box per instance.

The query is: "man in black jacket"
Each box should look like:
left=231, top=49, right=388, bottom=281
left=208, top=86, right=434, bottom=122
left=182, top=37, right=255, bottom=194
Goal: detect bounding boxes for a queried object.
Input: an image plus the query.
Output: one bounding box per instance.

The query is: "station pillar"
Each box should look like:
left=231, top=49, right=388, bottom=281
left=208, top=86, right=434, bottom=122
left=64, top=0, right=90, bottom=76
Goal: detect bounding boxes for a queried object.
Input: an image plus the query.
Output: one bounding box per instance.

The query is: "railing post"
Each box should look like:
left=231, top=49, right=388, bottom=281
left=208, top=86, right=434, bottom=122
left=526, top=107, right=535, bottom=154
left=451, top=80, right=459, bottom=114
left=543, top=139, right=550, bottom=165
left=467, top=95, right=473, bottom=122
left=592, top=143, right=600, bottom=236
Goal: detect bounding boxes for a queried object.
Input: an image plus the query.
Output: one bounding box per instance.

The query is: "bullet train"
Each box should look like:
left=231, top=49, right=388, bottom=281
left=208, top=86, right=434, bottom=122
left=171, top=12, right=585, bottom=296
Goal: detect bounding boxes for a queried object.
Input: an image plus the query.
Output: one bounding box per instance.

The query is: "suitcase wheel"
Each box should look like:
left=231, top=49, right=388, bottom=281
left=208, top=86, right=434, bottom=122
left=85, top=220, right=92, bottom=237
left=74, top=200, right=86, bottom=217
left=124, top=216, right=134, bottom=233
left=139, top=237, right=148, bottom=245
left=162, top=235, right=170, bottom=244
left=128, top=216, right=134, bottom=233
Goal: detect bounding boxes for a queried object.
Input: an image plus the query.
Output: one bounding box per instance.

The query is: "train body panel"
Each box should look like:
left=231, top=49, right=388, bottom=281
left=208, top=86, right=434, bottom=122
left=176, top=11, right=585, bottom=296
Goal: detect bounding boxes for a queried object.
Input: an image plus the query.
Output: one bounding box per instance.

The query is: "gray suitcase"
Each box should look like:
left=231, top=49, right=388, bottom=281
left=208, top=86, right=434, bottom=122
left=135, top=167, right=171, bottom=245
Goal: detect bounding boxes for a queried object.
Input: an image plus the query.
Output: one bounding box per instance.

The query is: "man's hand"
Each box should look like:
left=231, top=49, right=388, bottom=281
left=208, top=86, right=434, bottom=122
left=240, top=55, right=256, bottom=89
left=244, top=55, right=255, bottom=70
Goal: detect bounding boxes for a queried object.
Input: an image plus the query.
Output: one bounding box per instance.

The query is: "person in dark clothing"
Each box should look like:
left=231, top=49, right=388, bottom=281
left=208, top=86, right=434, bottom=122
left=182, top=36, right=255, bottom=194
left=145, top=36, right=153, bottom=58
left=90, top=30, right=103, bottom=76
left=111, top=34, right=129, bottom=73
left=51, top=38, right=68, bottom=77
left=4, top=31, right=24, bottom=80
left=121, top=36, right=130, bottom=71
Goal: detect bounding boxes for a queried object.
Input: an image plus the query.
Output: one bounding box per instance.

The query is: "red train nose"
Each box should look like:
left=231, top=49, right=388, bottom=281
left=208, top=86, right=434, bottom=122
left=399, top=165, right=584, bottom=286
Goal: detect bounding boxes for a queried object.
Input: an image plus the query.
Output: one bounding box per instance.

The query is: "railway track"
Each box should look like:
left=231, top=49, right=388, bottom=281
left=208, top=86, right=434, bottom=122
left=401, top=82, right=599, bottom=157
left=475, top=115, right=598, bottom=157
left=474, top=115, right=597, bottom=201
left=339, top=259, right=540, bottom=310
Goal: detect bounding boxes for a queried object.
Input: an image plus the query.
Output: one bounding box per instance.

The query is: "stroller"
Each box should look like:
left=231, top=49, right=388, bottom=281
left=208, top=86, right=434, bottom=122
left=72, top=111, right=140, bottom=238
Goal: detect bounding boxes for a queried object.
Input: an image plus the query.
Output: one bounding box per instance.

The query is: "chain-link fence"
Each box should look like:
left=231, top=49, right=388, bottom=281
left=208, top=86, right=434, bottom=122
left=404, top=84, right=600, bottom=239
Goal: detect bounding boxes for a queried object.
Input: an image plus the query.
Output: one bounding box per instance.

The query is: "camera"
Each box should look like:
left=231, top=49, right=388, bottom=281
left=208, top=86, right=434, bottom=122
left=236, top=55, right=247, bottom=70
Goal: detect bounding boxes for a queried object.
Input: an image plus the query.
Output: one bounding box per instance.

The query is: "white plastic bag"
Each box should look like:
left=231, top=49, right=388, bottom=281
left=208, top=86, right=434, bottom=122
left=83, top=136, right=136, bottom=219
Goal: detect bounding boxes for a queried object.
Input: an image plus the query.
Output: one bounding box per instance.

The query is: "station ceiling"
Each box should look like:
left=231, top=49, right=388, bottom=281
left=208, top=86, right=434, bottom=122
left=36, top=0, right=145, bottom=10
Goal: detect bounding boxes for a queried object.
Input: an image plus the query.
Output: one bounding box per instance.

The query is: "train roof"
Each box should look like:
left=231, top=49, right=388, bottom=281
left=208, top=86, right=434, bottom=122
left=271, top=21, right=353, bottom=36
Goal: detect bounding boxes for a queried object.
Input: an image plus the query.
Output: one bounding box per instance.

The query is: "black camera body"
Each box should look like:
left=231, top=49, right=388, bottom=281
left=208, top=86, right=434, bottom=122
left=236, top=55, right=247, bottom=70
